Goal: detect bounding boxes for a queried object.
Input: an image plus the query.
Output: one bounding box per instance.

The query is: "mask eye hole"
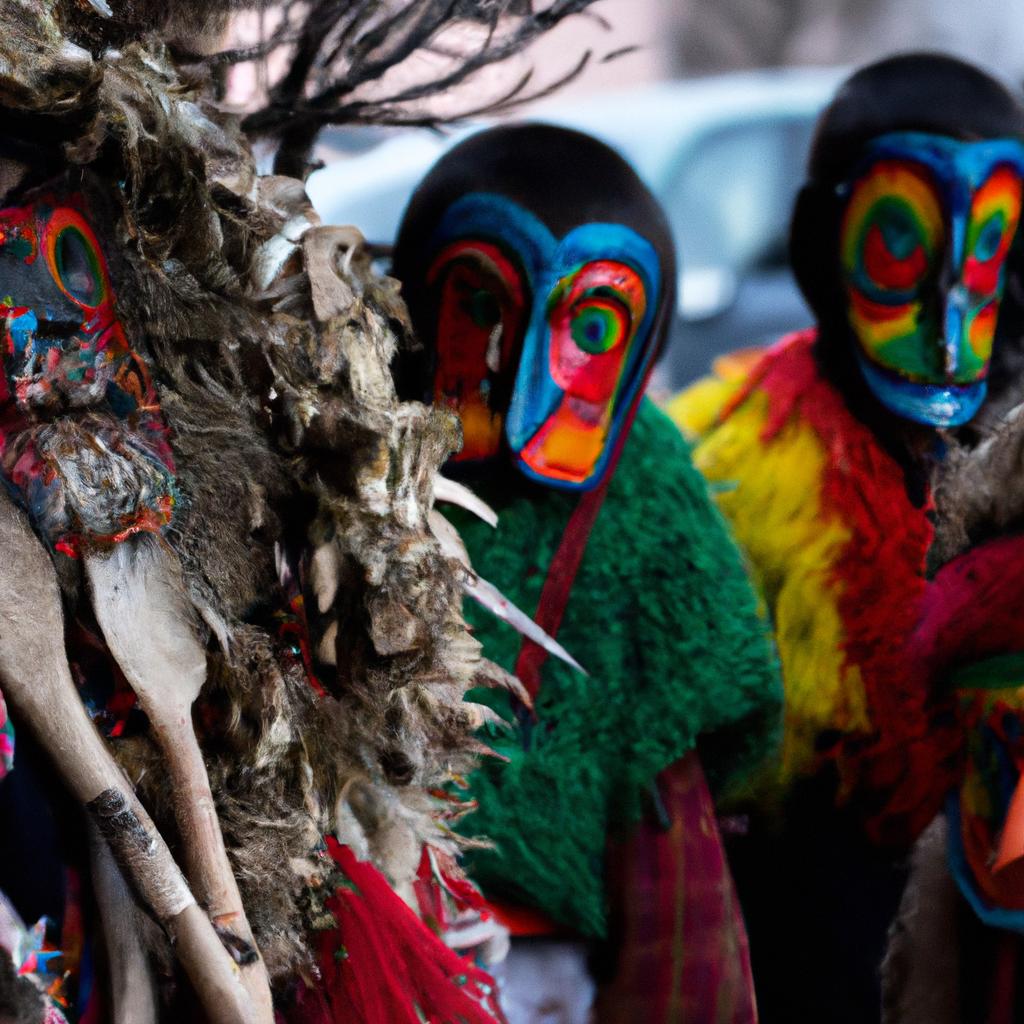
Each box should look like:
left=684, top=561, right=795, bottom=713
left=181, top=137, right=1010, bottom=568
left=468, top=287, right=502, bottom=330
left=965, top=164, right=1023, bottom=285
left=841, top=159, right=944, bottom=299
left=44, top=209, right=109, bottom=310
left=56, top=228, right=102, bottom=306
left=974, top=215, right=1006, bottom=262
left=570, top=293, right=631, bottom=354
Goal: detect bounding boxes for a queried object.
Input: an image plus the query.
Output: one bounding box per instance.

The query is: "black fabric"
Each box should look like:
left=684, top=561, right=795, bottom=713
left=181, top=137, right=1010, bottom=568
left=806, top=53, right=1024, bottom=187
left=727, top=771, right=910, bottom=1024
left=0, top=721, right=75, bottom=932
left=392, top=123, right=676, bottom=405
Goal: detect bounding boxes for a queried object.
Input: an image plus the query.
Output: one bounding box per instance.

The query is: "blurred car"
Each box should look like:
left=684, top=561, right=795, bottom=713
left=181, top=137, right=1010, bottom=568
left=307, top=67, right=846, bottom=387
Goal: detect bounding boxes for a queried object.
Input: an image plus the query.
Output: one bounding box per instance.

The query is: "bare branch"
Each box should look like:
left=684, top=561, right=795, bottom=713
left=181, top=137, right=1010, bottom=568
left=226, top=0, right=603, bottom=164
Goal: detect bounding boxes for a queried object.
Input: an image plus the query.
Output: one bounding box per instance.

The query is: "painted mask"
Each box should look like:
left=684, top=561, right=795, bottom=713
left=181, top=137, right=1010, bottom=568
left=426, top=193, right=660, bottom=489
left=0, top=192, right=176, bottom=549
left=838, top=131, right=1024, bottom=426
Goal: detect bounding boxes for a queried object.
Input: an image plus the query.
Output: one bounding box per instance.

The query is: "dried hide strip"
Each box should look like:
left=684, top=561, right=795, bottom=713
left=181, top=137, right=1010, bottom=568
left=0, top=3, right=594, bottom=1019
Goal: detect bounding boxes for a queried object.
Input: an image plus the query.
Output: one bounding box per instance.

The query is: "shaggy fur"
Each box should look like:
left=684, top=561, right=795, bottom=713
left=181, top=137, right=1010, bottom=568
left=450, top=401, right=782, bottom=938
left=0, top=0, right=601, bottom=1014
left=880, top=817, right=961, bottom=1024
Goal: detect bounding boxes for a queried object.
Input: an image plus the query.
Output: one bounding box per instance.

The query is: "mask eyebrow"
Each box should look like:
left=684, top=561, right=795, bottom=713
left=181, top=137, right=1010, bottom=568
left=427, top=238, right=528, bottom=308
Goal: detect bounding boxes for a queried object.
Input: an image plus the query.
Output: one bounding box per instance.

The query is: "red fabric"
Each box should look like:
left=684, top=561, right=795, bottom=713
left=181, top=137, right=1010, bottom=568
left=737, top=331, right=962, bottom=845
left=913, top=533, right=1024, bottom=673
left=513, top=478, right=609, bottom=701
left=285, top=840, right=504, bottom=1024
left=595, top=752, right=757, bottom=1024
left=485, top=898, right=562, bottom=938
left=512, top=376, right=649, bottom=700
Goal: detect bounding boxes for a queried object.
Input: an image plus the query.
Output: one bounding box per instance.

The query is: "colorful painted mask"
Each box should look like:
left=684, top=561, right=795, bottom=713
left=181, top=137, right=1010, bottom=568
left=422, top=192, right=661, bottom=489
left=838, top=131, right=1024, bottom=426
left=0, top=193, right=176, bottom=549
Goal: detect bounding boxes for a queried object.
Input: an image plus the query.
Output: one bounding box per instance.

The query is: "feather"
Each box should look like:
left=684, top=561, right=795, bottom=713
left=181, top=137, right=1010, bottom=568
left=472, top=658, right=533, bottom=710
left=464, top=574, right=587, bottom=677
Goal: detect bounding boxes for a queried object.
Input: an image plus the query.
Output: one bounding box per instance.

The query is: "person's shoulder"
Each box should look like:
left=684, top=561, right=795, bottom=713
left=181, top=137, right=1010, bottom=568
left=614, top=398, right=698, bottom=492
left=666, top=347, right=768, bottom=441
left=667, top=331, right=820, bottom=443
left=606, top=399, right=725, bottom=530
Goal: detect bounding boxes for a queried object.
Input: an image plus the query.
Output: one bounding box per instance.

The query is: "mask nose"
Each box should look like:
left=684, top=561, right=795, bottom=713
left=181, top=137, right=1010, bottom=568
left=939, top=207, right=971, bottom=381
left=942, top=280, right=968, bottom=379
left=504, top=320, right=561, bottom=453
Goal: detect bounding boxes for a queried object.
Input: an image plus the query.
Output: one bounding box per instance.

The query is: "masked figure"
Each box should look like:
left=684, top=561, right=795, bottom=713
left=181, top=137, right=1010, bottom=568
left=0, top=4, right=607, bottom=1023
left=394, top=124, right=783, bottom=1024
left=670, top=53, right=1024, bottom=1021
left=0, top=189, right=178, bottom=552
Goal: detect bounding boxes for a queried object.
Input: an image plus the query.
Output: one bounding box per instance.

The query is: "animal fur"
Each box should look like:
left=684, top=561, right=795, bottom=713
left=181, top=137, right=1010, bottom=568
left=0, top=0, right=600, bottom=1011
left=880, top=816, right=961, bottom=1024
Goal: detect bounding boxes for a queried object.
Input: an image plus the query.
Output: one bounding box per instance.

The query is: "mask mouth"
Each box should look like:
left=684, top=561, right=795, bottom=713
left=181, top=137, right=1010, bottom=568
left=855, top=349, right=987, bottom=426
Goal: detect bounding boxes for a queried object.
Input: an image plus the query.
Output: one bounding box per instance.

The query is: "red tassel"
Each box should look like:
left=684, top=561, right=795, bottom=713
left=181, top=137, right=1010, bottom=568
left=285, top=840, right=505, bottom=1024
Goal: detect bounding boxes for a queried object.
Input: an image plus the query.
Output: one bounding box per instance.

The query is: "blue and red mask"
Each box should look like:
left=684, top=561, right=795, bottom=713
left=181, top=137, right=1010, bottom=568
left=837, top=132, right=1024, bottom=426
left=791, top=54, right=1024, bottom=429
left=395, top=125, right=674, bottom=491
left=0, top=191, right=176, bottom=550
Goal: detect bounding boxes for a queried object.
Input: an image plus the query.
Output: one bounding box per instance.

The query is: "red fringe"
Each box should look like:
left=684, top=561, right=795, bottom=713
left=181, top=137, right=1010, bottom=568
left=285, top=840, right=504, bottom=1024
left=746, top=331, right=962, bottom=845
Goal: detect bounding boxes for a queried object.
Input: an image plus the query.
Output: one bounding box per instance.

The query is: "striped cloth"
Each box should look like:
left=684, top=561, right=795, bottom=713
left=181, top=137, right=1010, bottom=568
left=596, top=752, right=757, bottom=1024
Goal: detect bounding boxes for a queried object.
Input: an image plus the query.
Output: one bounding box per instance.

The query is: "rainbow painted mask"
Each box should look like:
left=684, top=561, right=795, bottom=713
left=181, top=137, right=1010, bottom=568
left=426, top=193, right=661, bottom=490
left=838, top=131, right=1024, bottom=426
left=0, top=194, right=176, bottom=549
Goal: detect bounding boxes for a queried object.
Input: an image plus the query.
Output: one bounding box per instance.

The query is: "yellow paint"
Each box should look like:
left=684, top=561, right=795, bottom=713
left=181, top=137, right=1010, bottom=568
left=521, top=402, right=607, bottom=483
left=848, top=298, right=918, bottom=349
left=668, top=371, right=869, bottom=792
left=450, top=399, right=503, bottom=461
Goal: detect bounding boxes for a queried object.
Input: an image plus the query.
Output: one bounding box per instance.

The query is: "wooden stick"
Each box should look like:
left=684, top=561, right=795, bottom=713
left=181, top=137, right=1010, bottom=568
left=89, top=820, right=159, bottom=1024
left=85, top=539, right=274, bottom=1023
left=0, top=493, right=255, bottom=1024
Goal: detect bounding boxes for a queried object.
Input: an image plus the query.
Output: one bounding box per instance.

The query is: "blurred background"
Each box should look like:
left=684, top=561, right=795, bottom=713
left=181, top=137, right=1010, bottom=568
left=286, top=0, right=1024, bottom=388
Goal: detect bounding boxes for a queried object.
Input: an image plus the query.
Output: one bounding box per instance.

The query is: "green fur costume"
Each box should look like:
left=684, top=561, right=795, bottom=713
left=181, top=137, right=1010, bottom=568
left=451, top=399, right=783, bottom=938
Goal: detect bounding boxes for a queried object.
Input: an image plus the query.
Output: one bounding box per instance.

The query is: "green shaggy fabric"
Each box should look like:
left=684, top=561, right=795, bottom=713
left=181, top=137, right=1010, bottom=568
left=451, top=399, right=782, bottom=939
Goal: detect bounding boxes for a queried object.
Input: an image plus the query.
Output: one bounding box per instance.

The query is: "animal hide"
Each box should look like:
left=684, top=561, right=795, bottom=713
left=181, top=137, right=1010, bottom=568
left=0, top=1, right=601, bottom=1018
left=880, top=817, right=961, bottom=1024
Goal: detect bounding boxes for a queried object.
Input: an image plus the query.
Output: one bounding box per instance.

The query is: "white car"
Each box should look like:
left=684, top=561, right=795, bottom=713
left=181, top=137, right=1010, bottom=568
left=307, top=67, right=846, bottom=385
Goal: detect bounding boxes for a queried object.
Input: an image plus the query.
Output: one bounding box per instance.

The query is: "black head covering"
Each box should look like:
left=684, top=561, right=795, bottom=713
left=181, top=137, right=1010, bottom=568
left=393, top=122, right=676, bottom=408
left=790, top=53, right=1024, bottom=418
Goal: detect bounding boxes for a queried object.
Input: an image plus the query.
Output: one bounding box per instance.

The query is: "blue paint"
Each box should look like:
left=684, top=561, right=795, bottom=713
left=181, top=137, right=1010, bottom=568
left=946, top=792, right=1024, bottom=933
left=431, top=193, right=662, bottom=491
left=7, top=308, right=36, bottom=357
left=838, top=132, right=1024, bottom=425
left=856, top=350, right=986, bottom=426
